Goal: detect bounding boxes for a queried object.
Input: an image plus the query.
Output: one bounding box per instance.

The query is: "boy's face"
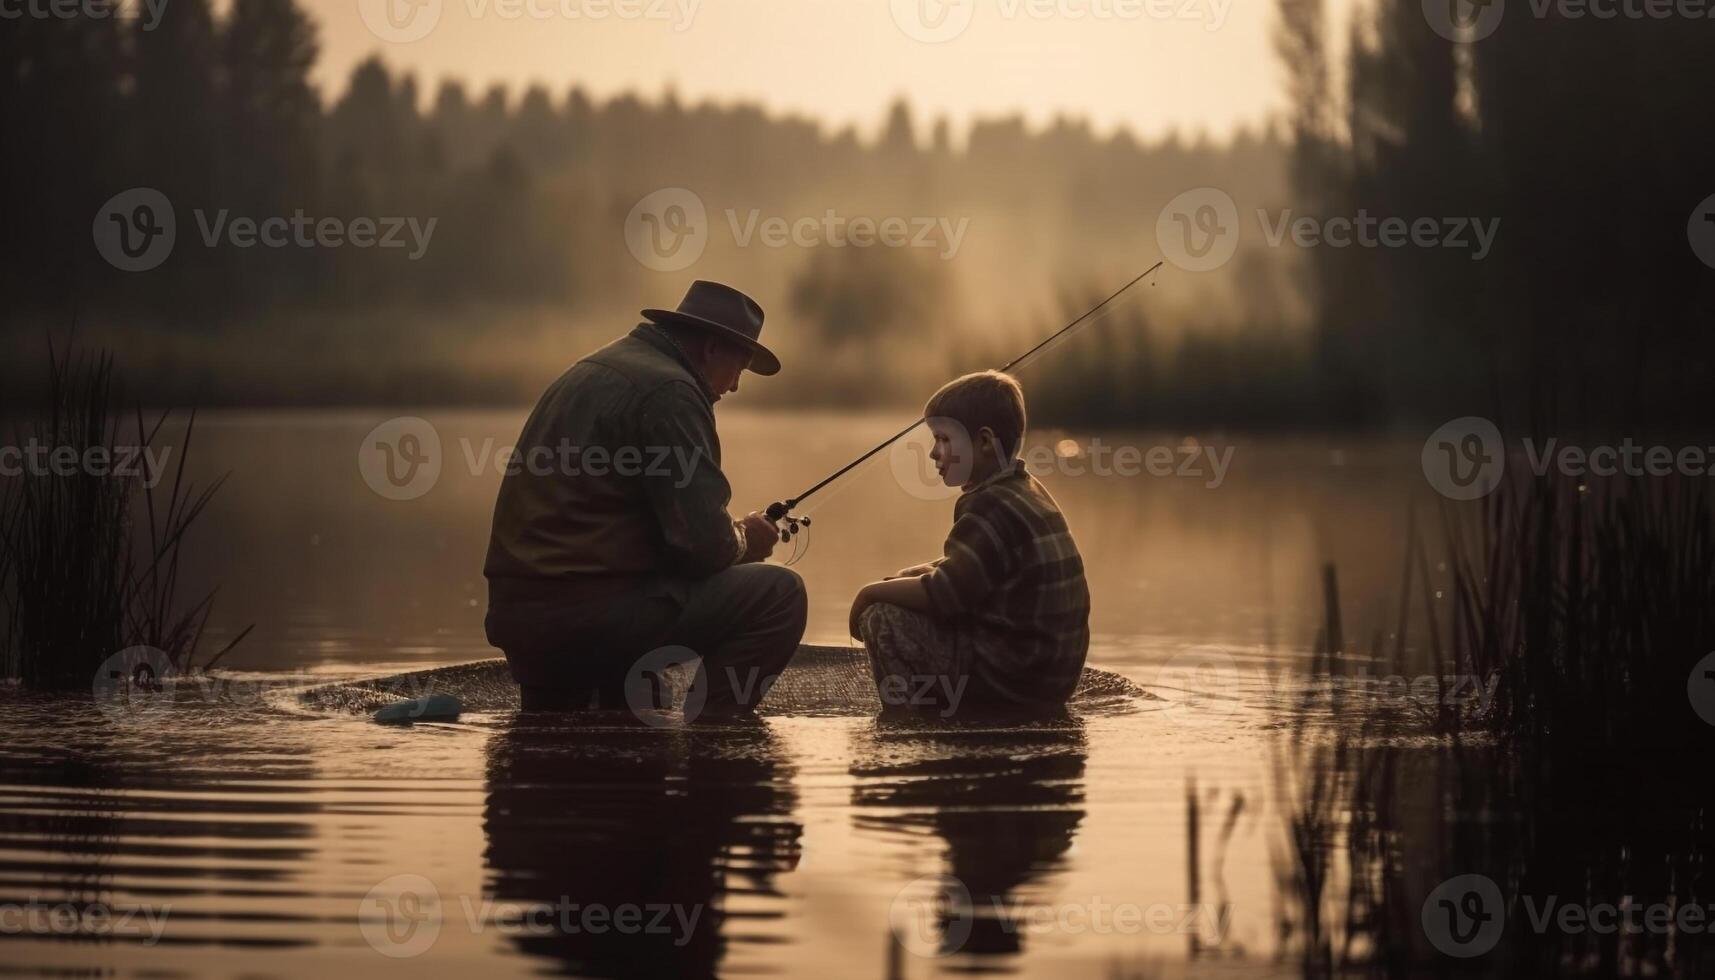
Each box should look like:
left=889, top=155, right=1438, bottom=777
left=927, top=418, right=997, bottom=489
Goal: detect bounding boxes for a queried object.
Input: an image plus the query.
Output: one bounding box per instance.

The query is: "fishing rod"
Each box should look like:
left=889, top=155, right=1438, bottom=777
left=764, top=260, right=1165, bottom=542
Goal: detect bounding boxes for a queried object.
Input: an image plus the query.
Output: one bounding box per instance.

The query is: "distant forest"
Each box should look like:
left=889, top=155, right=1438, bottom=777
left=3, top=1, right=1712, bottom=427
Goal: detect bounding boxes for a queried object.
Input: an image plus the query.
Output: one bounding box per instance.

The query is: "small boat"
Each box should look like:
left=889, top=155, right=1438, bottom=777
left=301, top=645, right=1149, bottom=723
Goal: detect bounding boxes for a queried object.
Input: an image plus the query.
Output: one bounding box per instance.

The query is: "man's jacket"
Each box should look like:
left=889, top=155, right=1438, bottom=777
left=484, top=324, right=744, bottom=604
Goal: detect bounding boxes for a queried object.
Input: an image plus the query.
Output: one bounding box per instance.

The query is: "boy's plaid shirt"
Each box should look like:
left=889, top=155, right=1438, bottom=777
left=920, top=458, right=1092, bottom=705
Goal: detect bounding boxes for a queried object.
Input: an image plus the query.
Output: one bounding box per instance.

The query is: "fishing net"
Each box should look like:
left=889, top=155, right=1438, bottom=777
left=295, top=644, right=1150, bottom=720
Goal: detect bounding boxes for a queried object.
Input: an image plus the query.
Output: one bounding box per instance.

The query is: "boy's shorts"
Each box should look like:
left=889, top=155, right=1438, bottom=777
left=859, top=603, right=980, bottom=715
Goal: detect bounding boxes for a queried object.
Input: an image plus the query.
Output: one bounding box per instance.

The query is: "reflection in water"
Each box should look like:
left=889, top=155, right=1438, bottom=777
left=482, top=717, right=803, bottom=978
left=849, top=721, right=1087, bottom=962
left=0, top=695, right=325, bottom=965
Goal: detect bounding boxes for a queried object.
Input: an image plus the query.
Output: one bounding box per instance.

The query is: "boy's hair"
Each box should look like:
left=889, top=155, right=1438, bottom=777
left=924, top=370, right=1027, bottom=459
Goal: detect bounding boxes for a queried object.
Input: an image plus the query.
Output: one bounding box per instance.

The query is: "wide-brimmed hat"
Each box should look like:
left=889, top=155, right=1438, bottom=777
left=641, top=281, right=781, bottom=376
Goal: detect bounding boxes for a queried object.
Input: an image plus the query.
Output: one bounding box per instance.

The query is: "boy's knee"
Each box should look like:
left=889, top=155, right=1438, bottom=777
left=858, top=602, right=898, bottom=642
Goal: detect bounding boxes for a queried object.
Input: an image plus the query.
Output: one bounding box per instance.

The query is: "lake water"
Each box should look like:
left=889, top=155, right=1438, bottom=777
left=0, top=409, right=1447, bottom=979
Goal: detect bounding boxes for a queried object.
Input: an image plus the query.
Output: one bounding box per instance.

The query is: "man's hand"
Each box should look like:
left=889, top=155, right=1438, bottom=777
left=886, top=561, right=939, bottom=580
left=738, top=512, right=780, bottom=563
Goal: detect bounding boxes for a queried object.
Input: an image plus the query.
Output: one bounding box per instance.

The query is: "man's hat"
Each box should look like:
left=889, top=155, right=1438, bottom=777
left=642, top=281, right=781, bottom=376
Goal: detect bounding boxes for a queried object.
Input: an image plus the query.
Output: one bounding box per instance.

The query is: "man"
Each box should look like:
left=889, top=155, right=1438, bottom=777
left=484, top=280, right=807, bottom=715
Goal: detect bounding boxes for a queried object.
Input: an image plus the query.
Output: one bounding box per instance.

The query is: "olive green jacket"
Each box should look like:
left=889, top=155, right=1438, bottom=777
left=484, top=324, right=744, bottom=604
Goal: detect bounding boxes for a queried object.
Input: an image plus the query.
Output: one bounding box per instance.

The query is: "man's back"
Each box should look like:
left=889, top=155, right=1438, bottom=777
left=484, top=325, right=740, bottom=600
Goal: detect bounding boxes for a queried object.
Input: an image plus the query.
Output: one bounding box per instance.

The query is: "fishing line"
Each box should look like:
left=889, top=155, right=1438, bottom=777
left=765, top=260, right=1165, bottom=544
left=785, top=287, right=1149, bottom=524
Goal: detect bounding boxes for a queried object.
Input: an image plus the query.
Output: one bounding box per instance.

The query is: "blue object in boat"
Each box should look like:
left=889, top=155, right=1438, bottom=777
left=373, top=693, right=463, bottom=724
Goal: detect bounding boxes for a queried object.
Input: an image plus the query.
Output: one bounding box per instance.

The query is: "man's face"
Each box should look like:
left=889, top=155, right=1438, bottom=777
left=702, top=340, right=752, bottom=402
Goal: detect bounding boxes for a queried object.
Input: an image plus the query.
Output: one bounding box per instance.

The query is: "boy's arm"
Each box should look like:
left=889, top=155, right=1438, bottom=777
left=919, top=500, right=1015, bottom=617
left=858, top=576, right=932, bottom=611
left=850, top=576, right=931, bottom=639
left=887, top=557, right=945, bottom=579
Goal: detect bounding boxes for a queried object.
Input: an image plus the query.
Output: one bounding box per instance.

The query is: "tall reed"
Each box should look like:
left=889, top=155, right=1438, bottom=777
left=1276, top=466, right=1715, bottom=977
left=0, top=340, right=243, bottom=688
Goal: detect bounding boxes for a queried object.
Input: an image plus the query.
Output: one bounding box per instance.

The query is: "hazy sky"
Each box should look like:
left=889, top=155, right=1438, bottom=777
left=313, top=0, right=1359, bottom=141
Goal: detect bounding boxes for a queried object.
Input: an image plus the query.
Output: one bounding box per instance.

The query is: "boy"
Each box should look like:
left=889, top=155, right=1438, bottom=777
left=848, top=371, right=1091, bottom=715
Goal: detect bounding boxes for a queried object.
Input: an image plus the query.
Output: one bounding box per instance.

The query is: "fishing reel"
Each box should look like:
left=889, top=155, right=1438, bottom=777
left=763, top=500, right=813, bottom=566
left=764, top=500, right=811, bottom=541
